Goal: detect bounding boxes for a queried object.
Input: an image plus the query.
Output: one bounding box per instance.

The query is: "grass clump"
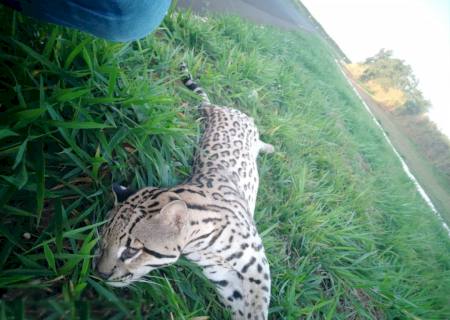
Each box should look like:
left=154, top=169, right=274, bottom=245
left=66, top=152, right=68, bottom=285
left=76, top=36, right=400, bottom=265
left=1, top=6, right=450, bottom=319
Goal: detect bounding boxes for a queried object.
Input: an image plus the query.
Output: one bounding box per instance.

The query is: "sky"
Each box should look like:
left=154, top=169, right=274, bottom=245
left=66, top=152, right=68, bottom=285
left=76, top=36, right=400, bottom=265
left=302, top=0, right=450, bottom=138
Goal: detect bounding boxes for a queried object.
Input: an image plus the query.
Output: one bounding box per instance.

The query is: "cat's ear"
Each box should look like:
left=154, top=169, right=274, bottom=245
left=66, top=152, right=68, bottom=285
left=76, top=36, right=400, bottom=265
left=159, top=200, right=188, bottom=232
left=112, top=183, right=137, bottom=205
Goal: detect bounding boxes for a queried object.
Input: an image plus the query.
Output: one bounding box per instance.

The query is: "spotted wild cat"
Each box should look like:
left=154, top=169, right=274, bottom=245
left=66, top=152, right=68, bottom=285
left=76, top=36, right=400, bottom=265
left=95, top=63, right=274, bottom=320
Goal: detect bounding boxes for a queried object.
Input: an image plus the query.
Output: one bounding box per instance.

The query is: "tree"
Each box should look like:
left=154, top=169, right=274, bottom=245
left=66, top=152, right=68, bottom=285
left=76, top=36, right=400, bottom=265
left=360, top=49, right=429, bottom=114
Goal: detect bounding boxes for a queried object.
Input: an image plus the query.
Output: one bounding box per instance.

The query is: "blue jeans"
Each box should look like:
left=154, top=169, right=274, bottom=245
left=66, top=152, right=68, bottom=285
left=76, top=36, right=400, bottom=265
left=1, top=0, right=172, bottom=41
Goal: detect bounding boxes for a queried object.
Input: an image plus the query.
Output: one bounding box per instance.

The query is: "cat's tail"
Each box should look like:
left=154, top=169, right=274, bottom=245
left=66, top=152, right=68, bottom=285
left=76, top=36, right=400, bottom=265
left=179, top=62, right=210, bottom=103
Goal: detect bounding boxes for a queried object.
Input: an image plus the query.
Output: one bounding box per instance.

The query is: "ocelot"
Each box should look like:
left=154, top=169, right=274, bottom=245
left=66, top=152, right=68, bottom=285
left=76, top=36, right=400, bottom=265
left=95, top=63, right=274, bottom=320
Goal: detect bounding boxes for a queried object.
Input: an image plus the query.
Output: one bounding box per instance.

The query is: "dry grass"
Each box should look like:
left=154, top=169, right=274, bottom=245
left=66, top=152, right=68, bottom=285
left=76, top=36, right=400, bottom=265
left=346, top=64, right=406, bottom=109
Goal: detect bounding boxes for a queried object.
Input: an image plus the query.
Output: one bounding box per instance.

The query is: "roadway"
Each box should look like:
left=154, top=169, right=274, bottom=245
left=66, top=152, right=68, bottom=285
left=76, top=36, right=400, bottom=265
left=177, top=0, right=317, bottom=33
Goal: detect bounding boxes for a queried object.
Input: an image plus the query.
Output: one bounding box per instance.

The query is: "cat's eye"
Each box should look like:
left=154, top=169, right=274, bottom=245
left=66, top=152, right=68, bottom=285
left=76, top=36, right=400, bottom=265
left=120, top=247, right=139, bottom=261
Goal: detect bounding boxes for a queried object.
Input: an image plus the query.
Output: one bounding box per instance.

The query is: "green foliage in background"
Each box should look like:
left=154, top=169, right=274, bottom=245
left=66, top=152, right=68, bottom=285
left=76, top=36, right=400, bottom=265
left=361, top=49, right=430, bottom=114
left=0, top=6, right=449, bottom=319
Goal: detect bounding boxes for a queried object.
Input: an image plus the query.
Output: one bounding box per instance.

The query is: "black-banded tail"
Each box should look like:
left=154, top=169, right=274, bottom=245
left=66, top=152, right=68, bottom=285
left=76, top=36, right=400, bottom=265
left=179, top=62, right=210, bottom=103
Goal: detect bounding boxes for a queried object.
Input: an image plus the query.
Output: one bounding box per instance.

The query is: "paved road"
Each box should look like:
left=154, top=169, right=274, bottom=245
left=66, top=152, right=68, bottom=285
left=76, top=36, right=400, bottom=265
left=177, top=0, right=317, bottom=32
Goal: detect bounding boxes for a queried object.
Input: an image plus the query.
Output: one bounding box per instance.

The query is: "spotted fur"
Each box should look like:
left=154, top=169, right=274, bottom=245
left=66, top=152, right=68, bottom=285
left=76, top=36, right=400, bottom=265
left=95, top=63, right=274, bottom=320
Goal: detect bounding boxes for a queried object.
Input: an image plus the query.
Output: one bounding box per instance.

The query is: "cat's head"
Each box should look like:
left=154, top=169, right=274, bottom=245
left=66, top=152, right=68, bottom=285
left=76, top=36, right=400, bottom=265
left=94, top=185, right=188, bottom=287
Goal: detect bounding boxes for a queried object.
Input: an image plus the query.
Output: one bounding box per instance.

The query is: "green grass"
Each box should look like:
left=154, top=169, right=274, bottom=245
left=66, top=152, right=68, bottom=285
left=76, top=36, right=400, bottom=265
left=1, top=5, right=450, bottom=319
